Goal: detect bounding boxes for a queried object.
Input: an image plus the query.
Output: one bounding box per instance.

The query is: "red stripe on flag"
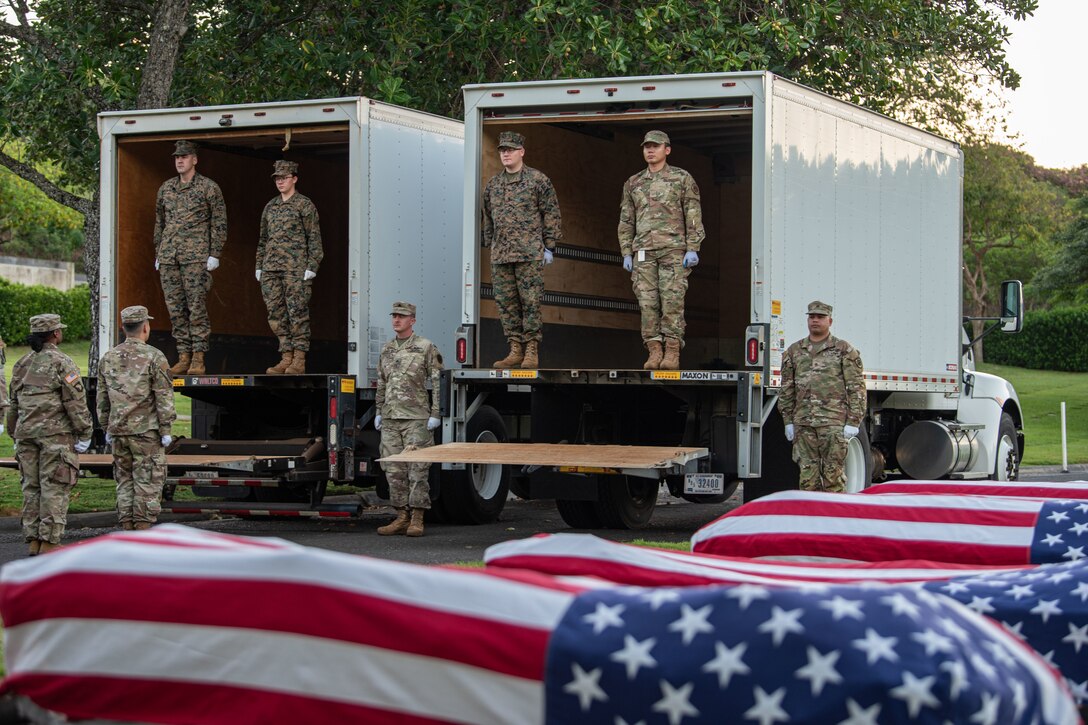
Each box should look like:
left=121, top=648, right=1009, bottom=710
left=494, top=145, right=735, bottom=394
left=729, top=498, right=1039, bottom=527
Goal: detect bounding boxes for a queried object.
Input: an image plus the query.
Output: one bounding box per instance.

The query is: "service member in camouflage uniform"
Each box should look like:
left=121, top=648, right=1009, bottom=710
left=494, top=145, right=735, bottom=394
left=618, top=130, right=705, bottom=371
left=6, top=315, right=93, bottom=555
left=778, top=301, right=867, bottom=493
left=98, top=305, right=177, bottom=530
left=154, top=140, right=228, bottom=376
left=256, top=160, right=324, bottom=375
left=0, top=335, right=8, bottom=438
left=481, top=131, right=562, bottom=369
left=374, top=302, right=443, bottom=537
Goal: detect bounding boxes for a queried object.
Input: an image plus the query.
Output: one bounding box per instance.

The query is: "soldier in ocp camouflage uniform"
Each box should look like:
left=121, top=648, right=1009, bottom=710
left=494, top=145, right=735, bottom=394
left=618, top=130, right=705, bottom=371
left=7, top=314, right=93, bottom=555
left=374, top=302, right=443, bottom=537
left=257, top=160, right=323, bottom=375
left=482, top=131, right=562, bottom=369
left=98, top=306, right=177, bottom=530
left=778, top=301, right=867, bottom=493
left=154, top=140, right=228, bottom=377
left=0, top=335, right=8, bottom=438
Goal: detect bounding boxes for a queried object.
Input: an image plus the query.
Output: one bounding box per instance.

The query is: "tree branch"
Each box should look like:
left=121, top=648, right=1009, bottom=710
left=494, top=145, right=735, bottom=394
left=0, top=148, right=92, bottom=216
left=0, top=20, right=110, bottom=111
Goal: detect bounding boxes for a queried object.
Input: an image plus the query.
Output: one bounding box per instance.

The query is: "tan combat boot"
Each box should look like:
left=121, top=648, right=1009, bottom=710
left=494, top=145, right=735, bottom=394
left=520, top=340, right=539, bottom=369
left=285, top=350, right=306, bottom=374
left=121, top=522, right=134, bottom=531
left=266, top=350, right=293, bottom=375
left=406, top=508, right=425, bottom=537
left=38, top=541, right=61, bottom=554
left=377, top=507, right=410, bottom=536
left=493, top=341, right=524, bottom=369
left=660, top=338, right=681, bottom=370
left=643, top=341, right=663, bottom=370
left=27, top=540, right=41, bottom=557
left=133, top=522, right=153, bottom=530
left=169, top=352, right=191, bottom=376
left=188, top=352, right=206, bottom=375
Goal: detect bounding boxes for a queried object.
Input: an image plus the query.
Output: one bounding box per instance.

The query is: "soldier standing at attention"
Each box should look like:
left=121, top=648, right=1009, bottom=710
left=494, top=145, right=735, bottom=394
left=98, top=306, right=177, bottom=530
left=154, top=140, right=227, bottom=376
left=6, top=315, right=93, bottom=555
left=374, top=302, right=442, bottom=537
left=618, top=130, right=705, bottom=371
left=481, top=131, right=562, bottom=369
left=778, top=301, right=867, bottom=492
left=256, top=160, right=323, bottom=375
left=1, top=335, right=8, bottom=438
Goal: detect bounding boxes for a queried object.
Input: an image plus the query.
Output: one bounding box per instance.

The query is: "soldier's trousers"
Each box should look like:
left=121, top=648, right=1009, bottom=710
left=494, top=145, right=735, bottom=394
left=492, top=261, right=544, bottom=344
left=112, top=431, right=166, bottom=526
left=260, top=272, right=313, bottom=352
left=380, top=418, right=433, bottom=510
left=160, top=262, right=212, bottom=353
left=792, top=425, right=848, bottom=493
left=631, top=248, right=690, bottom=344
left=15, top=434, right=78, bottom=545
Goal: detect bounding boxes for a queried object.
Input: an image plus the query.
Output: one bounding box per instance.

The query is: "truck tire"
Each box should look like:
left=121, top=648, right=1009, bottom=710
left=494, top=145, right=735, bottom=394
left=843, top=425, right=874, bottom=493
left=556, top=499, right=604, bottom=529
left=438, top=405, right=509, bottom=524
left=993, top=412, right=1020, bottom=481
left=594, top=475, right=656, bottom=529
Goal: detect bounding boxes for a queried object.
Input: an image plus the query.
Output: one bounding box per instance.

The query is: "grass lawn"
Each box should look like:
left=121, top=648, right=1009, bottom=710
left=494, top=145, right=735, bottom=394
left=978, top=363, right=1088, bottom=467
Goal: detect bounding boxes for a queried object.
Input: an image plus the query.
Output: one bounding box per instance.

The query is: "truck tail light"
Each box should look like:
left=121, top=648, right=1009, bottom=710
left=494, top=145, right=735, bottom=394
left=329, top=397, right=337, bottom=419
left=744, top=325, right=767, bottom=368
left=456, top=337, right=467, bottom=364
left=746, top=338, right=760, bottom=365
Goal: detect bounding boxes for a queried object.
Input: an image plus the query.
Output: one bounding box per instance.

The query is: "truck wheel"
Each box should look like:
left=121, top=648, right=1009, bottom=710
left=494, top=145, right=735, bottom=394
left=556, top=499, right=604, bottom=529
left=439, top=405, right=509, bottom=524
left=993, top=412, right=1020, bottom=481
left=594, top=475, right=656, bottom=529
left=843, top=425, right=874, bottom=493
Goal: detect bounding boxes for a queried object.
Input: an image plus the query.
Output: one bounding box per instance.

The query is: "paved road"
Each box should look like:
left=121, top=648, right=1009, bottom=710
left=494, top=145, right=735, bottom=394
left=1, top=467, right=1085, bottom=568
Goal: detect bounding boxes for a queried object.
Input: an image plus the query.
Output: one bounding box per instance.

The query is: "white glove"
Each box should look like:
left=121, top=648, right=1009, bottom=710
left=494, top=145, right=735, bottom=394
left=74, top=439, right=91, bottom=453
left=374, top=415, right=383, bottom=431
left=304, top=270, right=316, bottom=281
left=206, top=256, right=219, bottom=272
left=154, top=259, right=160, bottom=271
left=542, top=249, right=553, bottom=266
left=161, top=434, right=173, bottom=447
left=255, top=269, right=262, bottom=282
left=105, top=432, right=113, bottom=445
left=623, top=254, right=633, bottom=272
left=683, top=250, right=700, bottom=268
left=843, top=425, right=860, bottom=440
left=427, top=416, right=440, bottom=431
left=0, top=424, right=5, bottom=436
left=784, top=424, right=795, bottom=442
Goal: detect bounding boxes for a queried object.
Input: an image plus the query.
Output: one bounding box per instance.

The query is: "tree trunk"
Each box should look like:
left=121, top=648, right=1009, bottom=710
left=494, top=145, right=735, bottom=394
left=137, top=0, right=192, bottom=108
left=82, top=191, right=101, bottom=375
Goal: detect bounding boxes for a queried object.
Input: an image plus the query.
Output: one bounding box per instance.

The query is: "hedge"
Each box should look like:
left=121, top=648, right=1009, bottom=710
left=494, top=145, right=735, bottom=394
left=0, top=278, right=92, bottom=344
left=984, top=306, right=1088, bottom=372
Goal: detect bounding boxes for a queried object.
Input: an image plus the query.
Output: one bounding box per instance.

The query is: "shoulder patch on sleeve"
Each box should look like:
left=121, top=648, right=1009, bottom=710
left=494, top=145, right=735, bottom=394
left=65, top=371, right=80, bottom=384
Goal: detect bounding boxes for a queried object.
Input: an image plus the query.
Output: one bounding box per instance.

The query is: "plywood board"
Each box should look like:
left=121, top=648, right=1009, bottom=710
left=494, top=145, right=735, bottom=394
left=381, top=443, right=707, bottom=468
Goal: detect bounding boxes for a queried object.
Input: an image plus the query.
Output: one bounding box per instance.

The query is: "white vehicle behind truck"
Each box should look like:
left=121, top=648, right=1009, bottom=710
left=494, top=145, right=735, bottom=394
left=403, top=71, right=1026, bottom=529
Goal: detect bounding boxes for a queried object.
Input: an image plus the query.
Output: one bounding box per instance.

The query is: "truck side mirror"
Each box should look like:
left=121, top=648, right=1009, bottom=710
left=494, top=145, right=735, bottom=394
left=1000, top=280, right=1023, bottom=333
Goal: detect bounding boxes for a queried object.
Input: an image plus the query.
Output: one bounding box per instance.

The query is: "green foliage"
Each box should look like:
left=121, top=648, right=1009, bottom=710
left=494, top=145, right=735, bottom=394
left=1030, top=195, right=1088, bottom=308
left=0, top=164, right=83, bottom=263
left=0, top=278, right=91, bottom=343
left=984, top=307, right=1088, bottom=372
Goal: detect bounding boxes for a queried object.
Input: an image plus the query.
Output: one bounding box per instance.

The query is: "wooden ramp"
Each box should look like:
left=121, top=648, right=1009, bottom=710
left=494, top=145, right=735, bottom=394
left=381, top=443, right=707, bottom=469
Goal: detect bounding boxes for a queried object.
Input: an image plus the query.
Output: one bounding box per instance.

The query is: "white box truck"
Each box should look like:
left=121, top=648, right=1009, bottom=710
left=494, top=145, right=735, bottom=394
left=94, top=97, right=482, bottom=519
left=401, top=71, right=1026, bottom=529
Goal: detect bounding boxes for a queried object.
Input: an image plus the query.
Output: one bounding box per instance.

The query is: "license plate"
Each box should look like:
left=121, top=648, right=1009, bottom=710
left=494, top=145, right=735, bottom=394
left=684, top=473, right=724, bottom=495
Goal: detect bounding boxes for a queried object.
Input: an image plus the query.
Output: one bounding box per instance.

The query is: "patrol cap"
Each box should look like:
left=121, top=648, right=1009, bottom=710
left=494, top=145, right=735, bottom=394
left=120, top=305, right=154, bottom=324
left=641, top=130, right=670, bottom=146
left=391, top=301, right=416, bottom=316
left=807, top=300, right=833, bottom=316
left=271, top=160, right=298, bottom=178
left=172, top=140, right=198, bottom=156
left=497, top=131, right=525, bottom=149
left=29, top=314, right=67, bottom=333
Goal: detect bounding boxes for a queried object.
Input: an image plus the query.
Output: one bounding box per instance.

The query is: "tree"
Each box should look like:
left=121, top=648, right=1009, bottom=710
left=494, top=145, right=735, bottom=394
left=0, top=164, right=83, bottom=263
left=1030, top=195, right=1088, bottom=308
left=962, top=143, right=1067, bottom=361
left=1, top=0, right=1040, bottom=369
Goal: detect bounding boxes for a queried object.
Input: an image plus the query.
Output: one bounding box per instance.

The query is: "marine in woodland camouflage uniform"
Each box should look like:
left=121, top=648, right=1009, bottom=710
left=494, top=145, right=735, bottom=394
left=7, top=315, right=93, bottom=553
left=618, top=130, right=705, bottom=370
left=97, top=306, right=177, bottom=529
left=481, top=131, right=562, bottom=368
left=375, top=302, right=443, bottom=534
left=154, top=140, right=227, bottom=364
left=257, top=160, right=323, bottom=375
left=778, top=301, right=867, bottom=492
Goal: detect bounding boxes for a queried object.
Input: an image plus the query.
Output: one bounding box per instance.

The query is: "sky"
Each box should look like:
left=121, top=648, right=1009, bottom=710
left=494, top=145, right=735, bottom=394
left=1002, top=1, right=1088, bottom=169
